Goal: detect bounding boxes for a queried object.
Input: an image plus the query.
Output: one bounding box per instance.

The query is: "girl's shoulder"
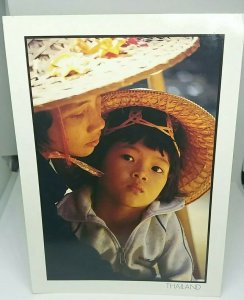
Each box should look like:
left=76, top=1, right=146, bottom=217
left=57, top=186, right=94, bottom=222
left=144, top=198, right=185, bottom=217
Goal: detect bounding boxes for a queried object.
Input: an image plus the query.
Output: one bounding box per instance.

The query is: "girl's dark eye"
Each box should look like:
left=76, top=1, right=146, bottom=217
left=152, top=166, right=163, bottom=173
left=121, top=154, right=134, bottom=162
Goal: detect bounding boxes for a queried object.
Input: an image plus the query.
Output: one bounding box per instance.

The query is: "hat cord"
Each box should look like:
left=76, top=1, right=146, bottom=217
left=104, top=108, right=180, bottom=156
left=56, top=107, right=71, bottom=165
left=42, top=151, right=104, bottom=177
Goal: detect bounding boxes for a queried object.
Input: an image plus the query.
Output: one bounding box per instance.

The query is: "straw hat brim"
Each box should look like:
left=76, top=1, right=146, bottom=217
left=101, top=90, right=215, bottom=205
left=29, top=37, right=200, bottom=112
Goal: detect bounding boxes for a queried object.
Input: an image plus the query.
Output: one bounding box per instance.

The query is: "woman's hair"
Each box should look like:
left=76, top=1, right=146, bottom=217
left=82, top=106, right=186, bottom=203
left=33, top=111, right=53, bottom=152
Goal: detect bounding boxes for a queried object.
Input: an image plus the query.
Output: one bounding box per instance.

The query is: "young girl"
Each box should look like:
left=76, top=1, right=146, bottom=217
left=57, top=90, right=215, bottom=281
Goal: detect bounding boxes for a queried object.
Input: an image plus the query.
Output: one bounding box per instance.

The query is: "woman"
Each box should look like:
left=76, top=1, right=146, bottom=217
left=33, top=94, right=121, bottom=279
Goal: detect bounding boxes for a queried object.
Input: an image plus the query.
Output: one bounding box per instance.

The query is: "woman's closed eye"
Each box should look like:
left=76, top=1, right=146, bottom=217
left=69, top=111, right=85, bottom=119
left=151, top=166, right=163, bottom=173
left=66, top=107, right=89, bottom=119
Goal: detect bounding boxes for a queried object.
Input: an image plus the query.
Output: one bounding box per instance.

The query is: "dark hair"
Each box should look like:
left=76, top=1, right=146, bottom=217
left=82, top=106, right=186, bottom=203
left=33, top=111, right=53, bottom=152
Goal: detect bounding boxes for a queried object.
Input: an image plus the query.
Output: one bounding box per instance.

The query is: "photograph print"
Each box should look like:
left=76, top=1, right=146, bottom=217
left=26, top=35, right=223, bottom=283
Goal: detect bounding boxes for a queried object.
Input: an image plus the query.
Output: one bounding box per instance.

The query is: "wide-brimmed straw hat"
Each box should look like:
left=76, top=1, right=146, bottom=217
left=27, top=36, right=199, bottom=112
left=100, top=89, right=215, bottom=205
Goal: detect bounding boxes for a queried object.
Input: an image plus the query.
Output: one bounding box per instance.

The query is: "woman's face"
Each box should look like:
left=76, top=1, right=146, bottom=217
left=48, top=95, right=105, bottom=157
left=98, top=141, right=170, bottom=208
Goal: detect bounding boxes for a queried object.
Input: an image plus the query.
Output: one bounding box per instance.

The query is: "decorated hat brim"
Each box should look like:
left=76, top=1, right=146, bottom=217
left=29, top=37, right=200, bottom=112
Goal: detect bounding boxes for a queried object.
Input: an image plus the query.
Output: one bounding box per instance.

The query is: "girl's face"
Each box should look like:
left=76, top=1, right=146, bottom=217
left=99, top=141, right=170, bottom=208
left=48, top=95, right=105, bottom=157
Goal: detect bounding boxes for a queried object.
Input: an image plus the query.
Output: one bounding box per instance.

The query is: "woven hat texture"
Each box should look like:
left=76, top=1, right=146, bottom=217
left=27, top=37, right=200, bottom=111
left=101, top=90, right=215, bottom=204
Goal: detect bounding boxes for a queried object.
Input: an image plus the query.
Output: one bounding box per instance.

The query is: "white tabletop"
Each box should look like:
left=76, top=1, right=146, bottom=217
left=0, top=173, right=243, bottom=300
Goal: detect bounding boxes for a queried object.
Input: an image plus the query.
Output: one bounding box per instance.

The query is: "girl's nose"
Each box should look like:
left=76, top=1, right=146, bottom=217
left=132, top=170, right=148, bottom=181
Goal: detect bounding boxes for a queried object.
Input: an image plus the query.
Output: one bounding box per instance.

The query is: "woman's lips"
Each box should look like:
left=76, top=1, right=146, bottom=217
left=85, top=131, right=102, bottom=147
left=86, top=139, right=99, bottom=147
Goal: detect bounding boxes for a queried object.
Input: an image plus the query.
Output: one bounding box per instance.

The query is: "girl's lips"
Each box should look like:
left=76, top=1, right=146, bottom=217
left=127, top=184, right=144, bottom=194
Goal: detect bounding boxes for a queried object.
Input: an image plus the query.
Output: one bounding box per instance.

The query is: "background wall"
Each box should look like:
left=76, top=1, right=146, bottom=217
left=0, top=0, right=16, bottom=156
left=0, top=0, right=13, bottom=198
left=5, top=0, right=244, bottom=14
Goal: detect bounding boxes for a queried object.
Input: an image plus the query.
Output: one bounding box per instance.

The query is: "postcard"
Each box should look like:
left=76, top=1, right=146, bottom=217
left=3, top=14, right=244, bottom=296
